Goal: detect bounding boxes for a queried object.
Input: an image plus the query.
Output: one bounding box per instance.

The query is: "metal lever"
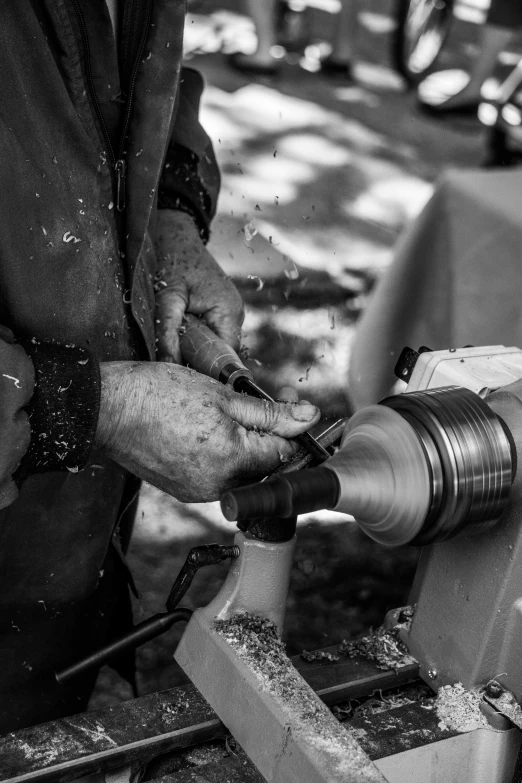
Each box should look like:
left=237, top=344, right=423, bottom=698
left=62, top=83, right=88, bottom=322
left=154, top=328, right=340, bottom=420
left=56, top=544, right=239, bottom=684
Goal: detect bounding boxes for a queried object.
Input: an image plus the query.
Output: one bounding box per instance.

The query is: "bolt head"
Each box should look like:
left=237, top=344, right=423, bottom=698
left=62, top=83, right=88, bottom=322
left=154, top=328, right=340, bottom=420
left=428, top=668, right=437, bottom=680
left=486, top=681, right=503, bottom=698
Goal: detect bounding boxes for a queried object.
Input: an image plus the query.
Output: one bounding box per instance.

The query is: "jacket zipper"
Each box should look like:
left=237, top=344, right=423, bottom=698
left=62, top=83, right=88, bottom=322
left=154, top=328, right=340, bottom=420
left=70, top=0, right=153, bottom=246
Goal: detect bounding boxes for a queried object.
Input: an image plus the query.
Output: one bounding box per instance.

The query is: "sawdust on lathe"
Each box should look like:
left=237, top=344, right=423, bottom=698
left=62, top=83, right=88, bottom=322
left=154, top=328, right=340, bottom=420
left=214, top=612, right=384, bottom=782
left=338, top=627, right=415, bottom=671
left=435, top=683, right=489, bottom=732
left=214, top=613, right=291, bottom=689
left=301, top=649, right=340, bottom=663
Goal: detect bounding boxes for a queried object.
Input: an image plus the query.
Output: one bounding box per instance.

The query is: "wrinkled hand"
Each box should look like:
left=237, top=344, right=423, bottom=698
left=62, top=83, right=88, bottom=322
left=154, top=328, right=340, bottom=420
left=154, top=210, right=244, bottom=363
left=95, top=362, right=320, bottom=502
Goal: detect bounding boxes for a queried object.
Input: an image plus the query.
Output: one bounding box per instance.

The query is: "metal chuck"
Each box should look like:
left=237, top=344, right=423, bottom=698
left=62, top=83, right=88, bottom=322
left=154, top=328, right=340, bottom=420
left=221, top=386, right=516, bottom=547
left=328, top=387, right=514, bottom=545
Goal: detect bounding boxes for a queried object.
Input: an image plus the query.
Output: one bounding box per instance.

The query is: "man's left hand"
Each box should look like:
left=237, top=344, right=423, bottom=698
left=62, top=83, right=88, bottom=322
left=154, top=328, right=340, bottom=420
left=154, top=210, right=244, bottom=363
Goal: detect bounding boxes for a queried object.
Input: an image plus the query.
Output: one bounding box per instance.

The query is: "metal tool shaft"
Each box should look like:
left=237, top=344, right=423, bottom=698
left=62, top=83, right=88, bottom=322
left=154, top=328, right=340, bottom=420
left=233, top=376, right=330, bottom=462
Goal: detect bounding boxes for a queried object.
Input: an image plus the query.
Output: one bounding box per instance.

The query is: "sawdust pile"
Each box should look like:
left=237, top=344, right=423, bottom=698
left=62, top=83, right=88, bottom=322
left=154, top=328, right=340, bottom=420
left=435, top=683, right=489, bottom=732
left=300, top=649, right=340, bottom=662
left=214, top=613, right=292, bottom=689
left=338, top=627, right=415, bottom=671
left=214, top=612, right=383, bottom=781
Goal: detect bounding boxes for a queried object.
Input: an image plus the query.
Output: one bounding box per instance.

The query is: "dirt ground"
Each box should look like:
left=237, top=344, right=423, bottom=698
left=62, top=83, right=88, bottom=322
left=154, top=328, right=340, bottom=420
left=90, top=0, right=503, bottom=707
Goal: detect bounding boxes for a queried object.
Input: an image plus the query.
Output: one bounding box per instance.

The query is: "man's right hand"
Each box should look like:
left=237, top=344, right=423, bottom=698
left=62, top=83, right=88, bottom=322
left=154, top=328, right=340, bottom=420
left=95, top=362, right=320, bottom=502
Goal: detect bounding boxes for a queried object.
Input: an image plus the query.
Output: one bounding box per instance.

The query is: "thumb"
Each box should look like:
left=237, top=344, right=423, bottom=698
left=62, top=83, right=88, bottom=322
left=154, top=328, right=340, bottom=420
left=155, top=287, right=187, bottom=364
left=226, top=393, right=320, bottom=439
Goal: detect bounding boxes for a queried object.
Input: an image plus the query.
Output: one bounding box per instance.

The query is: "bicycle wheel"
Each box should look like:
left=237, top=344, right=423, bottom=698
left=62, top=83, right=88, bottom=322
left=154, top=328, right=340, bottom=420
left=393, top=0, right=455, bottom=86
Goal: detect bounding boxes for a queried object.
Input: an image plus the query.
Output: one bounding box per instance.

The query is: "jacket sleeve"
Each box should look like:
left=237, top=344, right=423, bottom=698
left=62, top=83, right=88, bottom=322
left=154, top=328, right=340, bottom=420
left=0, top=328, right=34, bottom=509
left=0, top=330, right=102, bottom=510
left=157, top=67, right=220, bottom=243
left=16, top=338, right=101, bottom=477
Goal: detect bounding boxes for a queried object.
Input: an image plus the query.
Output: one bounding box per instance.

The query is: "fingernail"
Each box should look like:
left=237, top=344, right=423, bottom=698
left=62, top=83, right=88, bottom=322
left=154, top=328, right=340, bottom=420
left=291, top=403, right=317, bottom=421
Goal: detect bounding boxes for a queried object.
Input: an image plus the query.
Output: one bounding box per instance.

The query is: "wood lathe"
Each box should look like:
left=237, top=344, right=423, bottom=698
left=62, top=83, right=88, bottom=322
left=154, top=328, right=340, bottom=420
left=4, top=344, right=522, bottom=783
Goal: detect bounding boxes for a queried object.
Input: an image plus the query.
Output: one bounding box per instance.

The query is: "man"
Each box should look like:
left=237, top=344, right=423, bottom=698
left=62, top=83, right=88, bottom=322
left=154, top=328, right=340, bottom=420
left=0, top=2, right=319, bottom=733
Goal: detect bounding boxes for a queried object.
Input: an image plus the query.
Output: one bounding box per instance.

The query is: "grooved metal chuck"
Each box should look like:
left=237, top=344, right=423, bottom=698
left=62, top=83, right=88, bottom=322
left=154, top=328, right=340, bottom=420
left=382, top=387, right=515, bottom=544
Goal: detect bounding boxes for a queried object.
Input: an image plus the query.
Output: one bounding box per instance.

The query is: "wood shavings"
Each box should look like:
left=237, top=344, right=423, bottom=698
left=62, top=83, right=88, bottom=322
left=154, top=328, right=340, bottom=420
left=247, top=275, right=264, bottom=291
left=2, top=374, right=21, bottom=388
left=339, top=627, right=415, bottom=671
left=298, top=354, right=324, bottom=383
left=63, top=231, right=81, bottom=244
left=243, top=220, right=257, bottom=244
left=215, top=612, right=382, bottom=780
left=436, top=683, right=489, bottom=733
left=301, top=650, right=340, bottom=663
left=214, top=613, right=289, bottom=684
left=283, top=258, right=299, bottom=280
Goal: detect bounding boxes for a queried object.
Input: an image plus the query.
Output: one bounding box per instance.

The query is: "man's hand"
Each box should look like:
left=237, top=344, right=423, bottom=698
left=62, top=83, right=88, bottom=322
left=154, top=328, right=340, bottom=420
left=154, top=210, right=244, bottom=363
left=95, top=362, right=320, bottom=502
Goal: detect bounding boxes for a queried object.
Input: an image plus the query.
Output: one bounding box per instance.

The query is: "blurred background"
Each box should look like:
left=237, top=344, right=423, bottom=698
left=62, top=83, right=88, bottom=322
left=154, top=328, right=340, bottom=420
left=92, top=0, right=520, bottom=707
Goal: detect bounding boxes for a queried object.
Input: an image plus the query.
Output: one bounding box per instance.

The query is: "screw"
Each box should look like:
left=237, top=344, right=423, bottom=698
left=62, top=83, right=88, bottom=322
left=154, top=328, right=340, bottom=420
left=485, top=681, right=503, bottom=698
left=428, top=668, right=437, bottom=680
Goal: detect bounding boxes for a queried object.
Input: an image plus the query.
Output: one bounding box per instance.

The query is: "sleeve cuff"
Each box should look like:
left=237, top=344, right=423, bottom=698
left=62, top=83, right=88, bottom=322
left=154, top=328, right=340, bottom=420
left=16, top=339, right=101, bottom=476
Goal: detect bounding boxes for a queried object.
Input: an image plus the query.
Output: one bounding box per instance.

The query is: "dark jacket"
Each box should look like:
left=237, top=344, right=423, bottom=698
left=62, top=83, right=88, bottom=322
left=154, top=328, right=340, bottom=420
left=0, top=0, right=219, bottom=732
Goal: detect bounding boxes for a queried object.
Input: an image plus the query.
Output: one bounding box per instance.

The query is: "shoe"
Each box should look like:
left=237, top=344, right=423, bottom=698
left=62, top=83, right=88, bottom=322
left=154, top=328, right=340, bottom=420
left=227, top=53, right=279, bottom=77
left=319, top=57, right=354, bottom=82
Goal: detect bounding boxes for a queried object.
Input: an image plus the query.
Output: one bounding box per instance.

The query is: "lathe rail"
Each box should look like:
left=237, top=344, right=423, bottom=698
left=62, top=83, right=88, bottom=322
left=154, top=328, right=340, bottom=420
left=0, top=649, right=419, bottom=782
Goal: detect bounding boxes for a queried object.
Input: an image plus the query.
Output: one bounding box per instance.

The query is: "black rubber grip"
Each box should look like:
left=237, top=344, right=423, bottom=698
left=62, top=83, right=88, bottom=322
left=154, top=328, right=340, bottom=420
left=220, top=467, right=340, bottom=522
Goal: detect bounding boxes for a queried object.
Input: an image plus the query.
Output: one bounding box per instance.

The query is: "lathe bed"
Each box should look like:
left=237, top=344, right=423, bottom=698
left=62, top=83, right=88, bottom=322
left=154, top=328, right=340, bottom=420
left=3, top=640, right=520, bottom=783
left=0, top=647, right=423, bottom=782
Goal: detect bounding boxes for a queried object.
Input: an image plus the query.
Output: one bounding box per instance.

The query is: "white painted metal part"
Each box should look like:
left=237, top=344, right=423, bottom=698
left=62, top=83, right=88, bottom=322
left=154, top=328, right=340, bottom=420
left=194, top=529, right=296, bottom=632
left=406, top=345, right=522, bottom=396
left=375, top=726, right=520, bottom=783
